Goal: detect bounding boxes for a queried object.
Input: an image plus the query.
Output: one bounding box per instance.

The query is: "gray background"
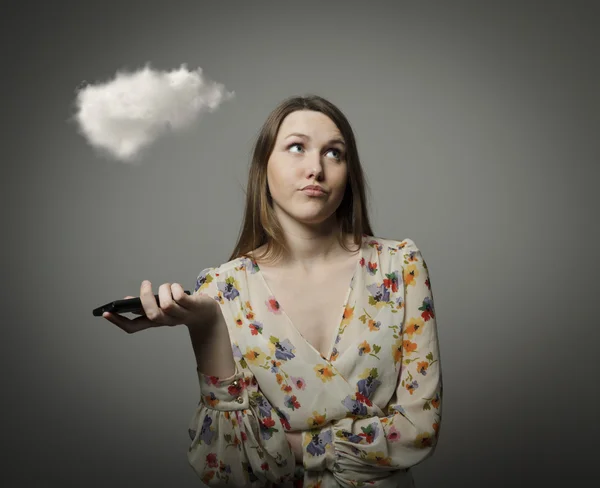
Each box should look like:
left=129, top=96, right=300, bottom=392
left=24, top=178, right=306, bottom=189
left=4, top=0, right=599, bottom=486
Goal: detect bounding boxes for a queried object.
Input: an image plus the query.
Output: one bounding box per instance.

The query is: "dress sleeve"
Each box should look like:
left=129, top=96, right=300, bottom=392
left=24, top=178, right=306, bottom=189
left=186, top=267, right=297, bottom=487
left=302, top=240, right=443, bottom=484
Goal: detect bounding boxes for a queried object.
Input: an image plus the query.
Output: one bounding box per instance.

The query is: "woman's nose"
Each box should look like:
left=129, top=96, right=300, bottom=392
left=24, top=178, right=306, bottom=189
left=305, top=150, right=324, bottom=170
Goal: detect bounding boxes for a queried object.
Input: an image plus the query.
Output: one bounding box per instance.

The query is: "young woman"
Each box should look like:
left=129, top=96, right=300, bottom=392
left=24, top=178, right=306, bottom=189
left=104, top=95, right=443, bottom=487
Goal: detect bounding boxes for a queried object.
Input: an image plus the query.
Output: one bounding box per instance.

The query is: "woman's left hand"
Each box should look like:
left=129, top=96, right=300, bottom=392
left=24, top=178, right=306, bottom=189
left=285, top=431, right=304, bottom=464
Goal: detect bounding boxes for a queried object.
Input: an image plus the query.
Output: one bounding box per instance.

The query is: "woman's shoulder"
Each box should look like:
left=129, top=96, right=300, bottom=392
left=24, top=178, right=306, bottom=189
left=368, top=234, right=420, bottom=253
left=203, top=255, right=253, bottom=277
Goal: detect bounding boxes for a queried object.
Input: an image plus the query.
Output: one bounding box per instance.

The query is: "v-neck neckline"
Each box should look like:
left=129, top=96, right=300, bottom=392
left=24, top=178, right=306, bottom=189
left=249, top=234, right=367, bottom=362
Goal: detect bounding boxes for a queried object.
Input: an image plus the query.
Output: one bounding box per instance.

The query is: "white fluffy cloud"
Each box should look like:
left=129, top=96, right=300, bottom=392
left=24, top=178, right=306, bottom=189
left=73, top=63, right=234, bottom=162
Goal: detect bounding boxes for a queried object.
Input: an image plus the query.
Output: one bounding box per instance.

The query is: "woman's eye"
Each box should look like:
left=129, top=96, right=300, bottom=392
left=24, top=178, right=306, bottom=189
left=288, top=143, right=342, bottom=160
left=327, top=148, right=342, bottom=160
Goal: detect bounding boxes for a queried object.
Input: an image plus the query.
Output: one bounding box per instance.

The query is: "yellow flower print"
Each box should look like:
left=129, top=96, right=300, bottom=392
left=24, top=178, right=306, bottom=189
left=357, top=368, right=374, bottom=380
left=402, top=340, right=417, bottom=355
left=203, top=393, right=219, bottom=408
left=365, top=451, right=392, bottom=466
left=416, top=361, right=429, bottom=375
left=358, top=340, right=371, bottom=356
left=243, top=346, right=263, bottom=365
left=404, top=316, right=425, bottom=337
left=367, top=319, right=381, bottom=331
left=341, top=304, right=355, bottom=326
left=403, top=263, right=419, bottom=287
left=414, top=432, right=434, bottom=448
left=392, top=339, right=403, bottom=364
left=306, top=411, right=327, bottom=428
left=314, top=364, right=336, bottom=382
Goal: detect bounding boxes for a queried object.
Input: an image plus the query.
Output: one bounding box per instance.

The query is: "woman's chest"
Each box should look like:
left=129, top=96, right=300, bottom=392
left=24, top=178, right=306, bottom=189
left=258, top=261, right=358, bottom=358
left=272, top=279, right=351, bottom=357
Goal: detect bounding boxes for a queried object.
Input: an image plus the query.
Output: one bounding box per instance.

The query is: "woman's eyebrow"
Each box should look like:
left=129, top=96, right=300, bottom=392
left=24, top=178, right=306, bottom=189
left=284, top=132, right=346, bottom=146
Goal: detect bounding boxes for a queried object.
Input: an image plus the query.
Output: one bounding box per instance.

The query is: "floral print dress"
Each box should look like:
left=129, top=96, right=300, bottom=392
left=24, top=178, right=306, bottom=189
left=187, top=235, right=442, bottom=487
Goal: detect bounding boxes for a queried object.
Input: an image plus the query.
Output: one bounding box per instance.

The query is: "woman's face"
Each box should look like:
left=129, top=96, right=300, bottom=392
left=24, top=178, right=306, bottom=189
left=266, top=110, right=348, bottom=230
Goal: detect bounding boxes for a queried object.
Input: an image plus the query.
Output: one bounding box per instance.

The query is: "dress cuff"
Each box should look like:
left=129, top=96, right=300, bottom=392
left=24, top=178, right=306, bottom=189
left=302, top=424, right=335, bottom=472
left=196, top=364, right=250, bottom=411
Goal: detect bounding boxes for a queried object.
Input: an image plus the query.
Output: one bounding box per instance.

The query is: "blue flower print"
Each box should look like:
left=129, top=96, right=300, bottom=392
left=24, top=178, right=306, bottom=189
left=271, top=337, right=296, bottom=361
left=338, top=429, right=364, bottom=444
left=357, top=375, right=382, bottom=400
left=200, top=415, right=215, bottom=445
left=366, top=282, right=390, bottom=304
left=307, top=428, right=333, bottom=457
left=254, top=393, right=273, bottom=418
left=341, top=395, right=368, bottom=416
left=218, top=279, right=239, bottom=301
left=232, top=343, right=242, bottom=360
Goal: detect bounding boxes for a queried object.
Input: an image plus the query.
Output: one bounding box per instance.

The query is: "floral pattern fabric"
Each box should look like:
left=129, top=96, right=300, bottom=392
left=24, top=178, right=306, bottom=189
left=187, top=235, right=442, bottom=487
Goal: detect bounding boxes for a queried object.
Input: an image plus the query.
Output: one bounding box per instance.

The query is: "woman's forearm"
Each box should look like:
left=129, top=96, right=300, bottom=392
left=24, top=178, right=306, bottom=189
left=186, top=303, right=236, bottom=378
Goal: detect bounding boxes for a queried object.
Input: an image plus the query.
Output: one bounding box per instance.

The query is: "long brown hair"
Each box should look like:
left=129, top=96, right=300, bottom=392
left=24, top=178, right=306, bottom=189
left=227, top=94, right=375, bottom=265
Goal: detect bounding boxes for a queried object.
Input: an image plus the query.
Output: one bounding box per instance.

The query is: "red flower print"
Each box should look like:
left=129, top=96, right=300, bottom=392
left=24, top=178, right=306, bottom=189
left=383, top=272, right=399, bottom=293
left=356, top=392, right=373, bottom=407
left=388, top=425, right=401, bottom=442
left=289, top=395, right=301, bottom=409
left=279, top=416, right=291, bottom=430
left=227, top=381, right=244, bottom=396
left=262, top=417, right=276, bottom=428
left=206, top=453, right=218, bottom=468
left=265, top=297, right=282, bottom=314
left=290, top=376, right=306, bottom=390
left=202, top=471, right=215, bottom=483
left=249, top=324, right=262, bottom=335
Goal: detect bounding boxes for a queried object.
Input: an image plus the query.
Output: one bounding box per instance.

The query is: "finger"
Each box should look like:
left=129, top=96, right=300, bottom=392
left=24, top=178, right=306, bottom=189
left=139, top=281, right=160, bottom=322
left=158, top=283, right=186, bottom=318
left=171, top=283, right=191, bottom=310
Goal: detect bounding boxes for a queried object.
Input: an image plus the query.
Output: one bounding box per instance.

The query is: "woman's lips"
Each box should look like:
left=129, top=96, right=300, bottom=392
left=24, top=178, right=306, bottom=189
left=301, top=188, right=326, bottom=196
